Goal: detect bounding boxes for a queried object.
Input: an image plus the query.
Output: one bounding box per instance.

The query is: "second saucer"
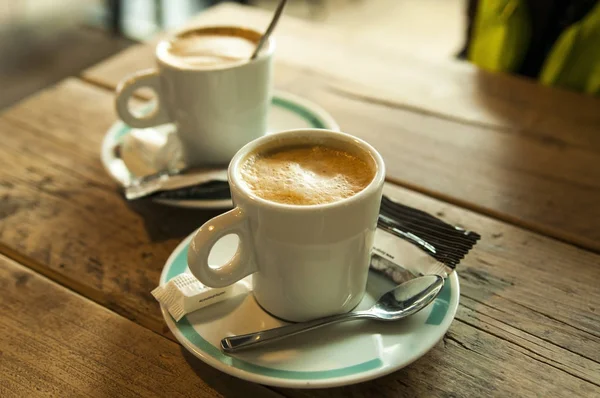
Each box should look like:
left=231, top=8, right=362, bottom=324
left=101, top=90, right=340, bottom=209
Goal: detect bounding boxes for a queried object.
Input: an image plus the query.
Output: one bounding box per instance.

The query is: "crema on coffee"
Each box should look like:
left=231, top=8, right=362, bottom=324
left=240, top=145, right=375, bottom=205
left=160, top=27, right=261, bottom=69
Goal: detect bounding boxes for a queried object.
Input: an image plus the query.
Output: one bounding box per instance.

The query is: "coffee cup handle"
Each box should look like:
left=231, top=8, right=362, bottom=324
left=187, top=208, right=258, bottom=288
left=115, top=69, right=171, bottom=128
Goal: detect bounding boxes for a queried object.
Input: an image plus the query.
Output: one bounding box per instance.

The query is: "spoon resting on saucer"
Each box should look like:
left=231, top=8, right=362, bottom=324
left=221, top=274, right=444, bottom=352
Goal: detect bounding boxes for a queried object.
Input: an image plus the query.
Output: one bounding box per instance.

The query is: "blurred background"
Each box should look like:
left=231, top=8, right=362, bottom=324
left=1, top=0, right=597, bottom=111
left=0, top=0, right=466, bottom=110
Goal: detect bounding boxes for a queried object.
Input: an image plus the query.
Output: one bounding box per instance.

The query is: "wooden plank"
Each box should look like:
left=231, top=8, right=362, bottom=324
left=83, top=44, right=600, bottom=251
left=0, top=79, right=598, bottom=396
left=0, top=254, right=282, bottom=398
left=274, top=68, right=600, bottom=252
left=79, top=3, right=600, bottom=252
left=0, top=25, right=133, bottom=110
left=0, top=78, right=224, bottom=334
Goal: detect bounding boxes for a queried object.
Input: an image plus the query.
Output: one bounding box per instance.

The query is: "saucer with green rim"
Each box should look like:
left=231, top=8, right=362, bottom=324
left=159, top=224, right=460, bottom=389
left=101, top=90, right=339, bottom=209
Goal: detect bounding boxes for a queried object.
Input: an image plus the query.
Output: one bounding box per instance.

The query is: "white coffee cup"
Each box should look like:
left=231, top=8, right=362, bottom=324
left=115, top=26, right=274, bottom=167
left=187, top=129, right=385, bottom=322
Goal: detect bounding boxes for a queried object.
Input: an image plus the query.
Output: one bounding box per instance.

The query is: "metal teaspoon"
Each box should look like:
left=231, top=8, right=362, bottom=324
left=250, top=0, right=287, bottom=60
left=221, top=274, right=445, bottom=352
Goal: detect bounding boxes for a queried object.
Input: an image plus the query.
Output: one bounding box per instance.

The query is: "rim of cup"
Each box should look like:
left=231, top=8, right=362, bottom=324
left=155, top=25, right=276, bottom=71
left=228, top=129, right=386, bottom=212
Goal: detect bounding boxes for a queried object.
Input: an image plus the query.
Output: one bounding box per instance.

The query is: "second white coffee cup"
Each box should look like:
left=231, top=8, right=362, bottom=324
left=115, top=26, right=274, bottom=167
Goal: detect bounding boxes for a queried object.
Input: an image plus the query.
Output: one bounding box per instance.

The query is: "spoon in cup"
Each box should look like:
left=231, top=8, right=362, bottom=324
left=250, top=0, right=287, bottom=60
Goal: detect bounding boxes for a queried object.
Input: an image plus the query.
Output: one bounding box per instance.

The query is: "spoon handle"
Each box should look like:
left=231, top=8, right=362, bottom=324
left=221, top=311, right=370, bottom=352
left=250, top=0, right=287, bottom=60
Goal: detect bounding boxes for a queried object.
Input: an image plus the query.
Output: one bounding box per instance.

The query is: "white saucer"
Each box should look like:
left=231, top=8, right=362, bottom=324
left=101, top=90, right=339, bottom=209
left=159, top=229, right=460, bottom=389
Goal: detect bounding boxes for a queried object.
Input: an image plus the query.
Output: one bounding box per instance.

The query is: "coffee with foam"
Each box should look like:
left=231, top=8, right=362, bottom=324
left=240, top=145, right=375, bottom=206
left=159, top=27, right=261, bottom=69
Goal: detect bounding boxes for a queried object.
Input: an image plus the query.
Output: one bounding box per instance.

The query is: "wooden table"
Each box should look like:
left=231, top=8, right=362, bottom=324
left=1, top=3, right=599, bottom=397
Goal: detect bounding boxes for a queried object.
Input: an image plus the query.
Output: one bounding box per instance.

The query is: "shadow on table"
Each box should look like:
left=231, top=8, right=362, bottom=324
left=124, top=196, right=228, bottom=243
left=179, top=348, right=283, bottom=397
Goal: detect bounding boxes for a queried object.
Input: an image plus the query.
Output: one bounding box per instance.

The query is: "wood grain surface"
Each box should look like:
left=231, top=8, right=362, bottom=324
left=81, top=3, right=600, bottom=252
left=0, top=254, right=282, bottom=398
left=0, top=79, right=598, bottom=396
left=0, top=79, right=223, bottom=335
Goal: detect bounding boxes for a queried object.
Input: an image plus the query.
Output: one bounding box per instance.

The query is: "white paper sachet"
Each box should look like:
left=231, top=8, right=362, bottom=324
left=151, top=273, right=233, bottom=321
left=120, top=127, right=184, bottom=177
left=372, top=229, right=450, bottom=281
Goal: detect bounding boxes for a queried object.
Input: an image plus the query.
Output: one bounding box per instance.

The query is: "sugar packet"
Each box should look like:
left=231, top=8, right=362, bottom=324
left=370, top=196, right=481, bottom=283
left=151, top=273, right=234, bottom=321
left=125, top=169, right=228, bottom=201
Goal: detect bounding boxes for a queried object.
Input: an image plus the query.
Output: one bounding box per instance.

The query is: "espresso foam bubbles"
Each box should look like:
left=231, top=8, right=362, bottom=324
left=239, top=145, right=375, bottom=206
left=158, top=29, right=259, bottom=69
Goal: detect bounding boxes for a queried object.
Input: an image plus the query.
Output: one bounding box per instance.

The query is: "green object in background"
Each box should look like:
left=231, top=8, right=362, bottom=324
left=540, top=2, right=600, bottom=95
left=586, top=63, right=600, bottom=94
left=468, top=0, right=532, bottom=73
